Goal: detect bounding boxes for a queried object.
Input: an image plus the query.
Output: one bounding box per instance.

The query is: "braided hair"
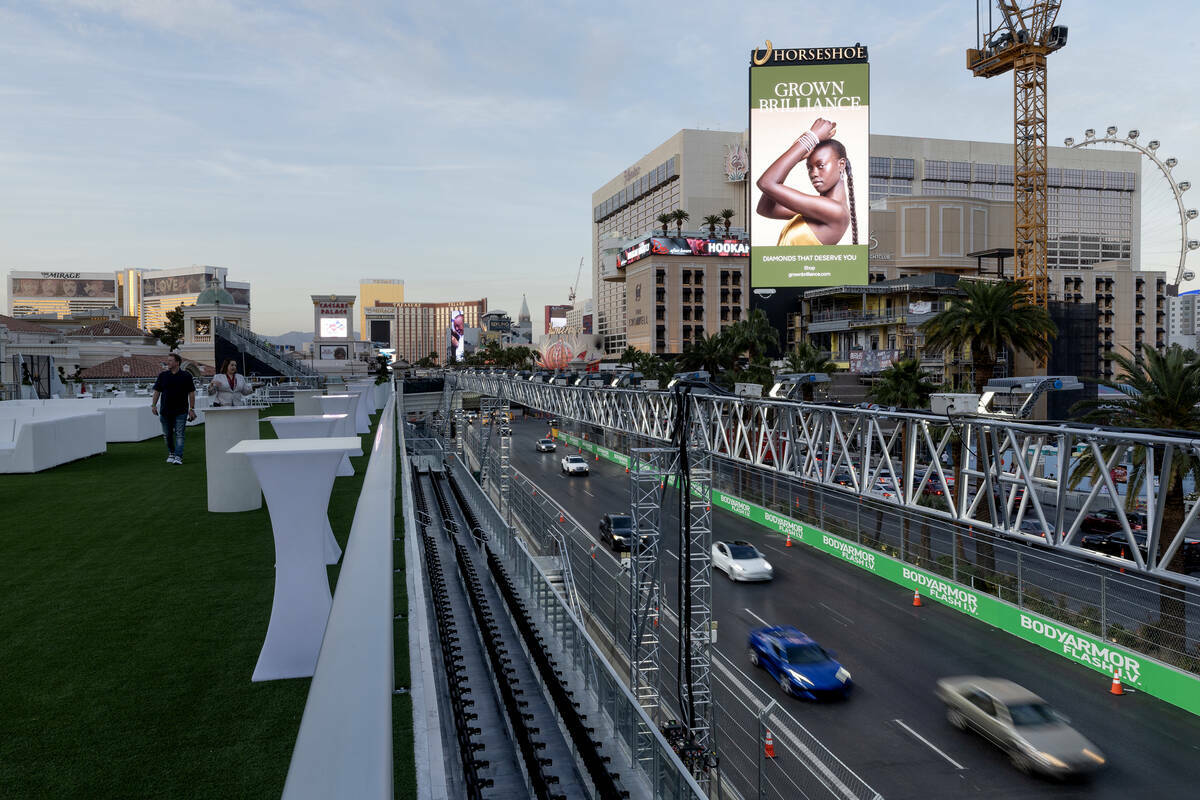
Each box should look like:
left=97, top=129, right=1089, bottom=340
left=813, top=139, right=858, bottom=245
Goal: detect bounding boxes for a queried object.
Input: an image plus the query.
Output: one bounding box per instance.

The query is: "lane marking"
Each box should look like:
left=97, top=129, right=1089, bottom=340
left=892, top=719, right=965, bottom=770
left=744, top=608, right=770, bottom=627
left=663, top=548, right=676, bottom=559
left=584, top=489, right=595, bottom=497
left=818, top=602, right=854, bottom=626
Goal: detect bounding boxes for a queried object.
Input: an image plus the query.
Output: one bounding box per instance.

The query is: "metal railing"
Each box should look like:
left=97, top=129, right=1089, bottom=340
left=448, top=450, right=708, bottom=800
left=462, top=428, right=882, bottom=800
left=282, top=387, right=397, bottom=799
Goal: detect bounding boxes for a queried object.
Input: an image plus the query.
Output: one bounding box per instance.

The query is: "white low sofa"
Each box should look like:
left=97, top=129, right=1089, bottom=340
left=0, top=406, right=107, bottom=473
left=3, top=398, right=161, bottom=442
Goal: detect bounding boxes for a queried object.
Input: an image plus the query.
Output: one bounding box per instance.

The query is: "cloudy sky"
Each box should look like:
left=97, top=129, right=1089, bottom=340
left=1, top=1, right=1197, bottom=334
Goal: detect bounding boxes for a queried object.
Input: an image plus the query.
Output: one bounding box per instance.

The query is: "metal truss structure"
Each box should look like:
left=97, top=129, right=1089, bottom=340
left=680, top=446, right=713, bottom=761
left=448, top=374, right=1200, bottom=586
left=453, top=407, right=465, bottom=460
left=478, top=397, right=508, bottom=491
left=629, top=447, right=669, bottom=727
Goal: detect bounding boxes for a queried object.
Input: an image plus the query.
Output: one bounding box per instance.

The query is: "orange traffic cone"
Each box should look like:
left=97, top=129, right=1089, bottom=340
left=764, top=730, right=776, bottom=759
left=1110, top=670, right=1124, bottom=696
left=558, top=514, right=565, bottom=523
left=625, top=466, right=630, bottom=473
left=912, top=590, right=923, bottom=607
left=595, top=452, right=599, bottom=461
left=785, top=536, right=793, bottom=548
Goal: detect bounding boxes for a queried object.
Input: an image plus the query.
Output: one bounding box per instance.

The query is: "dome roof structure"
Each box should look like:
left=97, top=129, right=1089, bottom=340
left=195, top=280, right=236, bottom=305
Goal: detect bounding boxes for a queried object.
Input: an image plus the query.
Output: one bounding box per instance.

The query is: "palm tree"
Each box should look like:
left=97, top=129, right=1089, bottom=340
left=655, top=212, right=673, bottom=236
left=619, top=345, right=641, bottom=371
left=784, top=341, right=837, bottom=402
left=679, top=329, right=735, bottom=377
left=727, top=307, right=780, bottom=363
left=671, top=208, right=690, bottom=236
left=720, top=208, right=735, bottom=236
left=702, top=214, right=722, bottom=239
left=920, top=279, right=1057, bottom=394
left=1069, top=344, right=1200, bottom=654
left=868, top=359, right=938, bottom=409
left=920, top=279, right=1057, bottom=587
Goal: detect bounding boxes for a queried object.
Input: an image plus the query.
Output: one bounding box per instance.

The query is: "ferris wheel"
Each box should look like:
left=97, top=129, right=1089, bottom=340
left=1065, top=127, right=1198, bottom=292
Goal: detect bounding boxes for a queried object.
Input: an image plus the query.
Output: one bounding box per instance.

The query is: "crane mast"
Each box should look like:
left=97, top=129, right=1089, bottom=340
left=967, top=1, right=1067, bottom=309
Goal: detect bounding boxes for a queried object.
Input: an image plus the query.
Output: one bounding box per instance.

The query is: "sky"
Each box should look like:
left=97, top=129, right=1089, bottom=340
left=1, top=1, right=1197, bottom=335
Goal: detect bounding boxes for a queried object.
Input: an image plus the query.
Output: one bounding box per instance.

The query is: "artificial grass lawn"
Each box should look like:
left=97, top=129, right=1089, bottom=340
left=0, top=403, right=414, bottom=798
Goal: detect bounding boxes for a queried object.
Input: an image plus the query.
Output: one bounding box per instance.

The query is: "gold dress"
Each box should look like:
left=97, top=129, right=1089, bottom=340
left=777, top=213, right=823, bottom=246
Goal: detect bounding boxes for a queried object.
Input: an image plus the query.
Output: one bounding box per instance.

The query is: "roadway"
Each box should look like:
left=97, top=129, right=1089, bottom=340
left=499, top=416, right=1200, bottom=800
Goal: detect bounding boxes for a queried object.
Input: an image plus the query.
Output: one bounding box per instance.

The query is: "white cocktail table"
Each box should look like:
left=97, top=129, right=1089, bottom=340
left=204, top=407, right=262, bottom=512
left=291, top=389, right=322, bottom=417
left=228, top=436, right=363, bottom=682
left=261, top=414, right=349, bottom=564
left=316, top=395, right=358, bottom=476
left=345, top=383, right=372, bottom=434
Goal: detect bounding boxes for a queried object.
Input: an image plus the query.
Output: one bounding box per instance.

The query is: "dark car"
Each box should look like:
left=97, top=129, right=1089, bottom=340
left=1080, top=508, right=1146, bottom=536
left=831, top=471, right=856, bottom=488
left=1078, top=529, right=1200, bottom=570
left=599, top=513, right=640, bottom=550
left=747, top=626, right=852, bottom=700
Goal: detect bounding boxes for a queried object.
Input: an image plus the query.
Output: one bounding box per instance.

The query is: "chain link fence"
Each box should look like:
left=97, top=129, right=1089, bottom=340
left=461, top=425, right=883, bottom=800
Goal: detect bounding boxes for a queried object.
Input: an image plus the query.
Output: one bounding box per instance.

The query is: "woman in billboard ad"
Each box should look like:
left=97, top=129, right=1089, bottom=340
left=755, top=117, right=858, bottom=247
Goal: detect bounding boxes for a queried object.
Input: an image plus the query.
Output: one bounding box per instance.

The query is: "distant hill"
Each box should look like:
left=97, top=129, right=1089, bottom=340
left=265, top=331, right=313, bottom=348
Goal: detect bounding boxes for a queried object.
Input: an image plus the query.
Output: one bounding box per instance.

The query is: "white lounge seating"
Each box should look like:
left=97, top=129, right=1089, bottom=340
left=0, top=408, right=106, bottom=473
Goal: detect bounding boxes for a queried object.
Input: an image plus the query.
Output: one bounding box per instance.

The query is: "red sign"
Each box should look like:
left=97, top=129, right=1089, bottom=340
left=318, top=302, right=351, bottom=316
left=1110, top=466, right=1128, bottom=483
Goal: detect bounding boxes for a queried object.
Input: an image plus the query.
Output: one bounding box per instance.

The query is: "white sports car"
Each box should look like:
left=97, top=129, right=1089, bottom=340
left=711, top=540, right=773, bottom=582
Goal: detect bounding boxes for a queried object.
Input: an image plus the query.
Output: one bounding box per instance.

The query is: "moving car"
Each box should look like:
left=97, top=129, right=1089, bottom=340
left=711, top=540, right=773, bottom=582
left=562, top=454, right=590, bottom=475
left=935, top=676, right=1107, bottom=777
left=747, top=626, right=852, bottom=700
left=599, top=513, right=640, bottom=550
left=1080, top=508, right=1146, bottom=535
left=1078, top=528, right=1200, bottom=570
left=535, top=438, right=557, bottom=452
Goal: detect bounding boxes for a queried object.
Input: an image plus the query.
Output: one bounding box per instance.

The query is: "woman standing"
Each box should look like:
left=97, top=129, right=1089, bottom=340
left=756, top=117, right=858, bottom=247
left=209, top=359, right=255, bottom=406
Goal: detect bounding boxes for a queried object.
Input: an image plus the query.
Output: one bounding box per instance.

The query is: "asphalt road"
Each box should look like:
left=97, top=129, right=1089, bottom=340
left=499, top=416, right=1200, bottom=800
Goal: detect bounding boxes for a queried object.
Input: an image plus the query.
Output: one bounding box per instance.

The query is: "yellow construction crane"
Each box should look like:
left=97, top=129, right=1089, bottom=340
left=967, top=1, right=1068, bottom=309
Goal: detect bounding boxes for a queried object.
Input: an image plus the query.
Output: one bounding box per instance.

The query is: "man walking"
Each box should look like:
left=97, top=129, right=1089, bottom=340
left=151, top=353, right=196, bottom=464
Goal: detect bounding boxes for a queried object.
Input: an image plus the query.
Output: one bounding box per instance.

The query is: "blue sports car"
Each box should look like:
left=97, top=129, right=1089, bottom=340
left=747, top=626, right=853, bottom=700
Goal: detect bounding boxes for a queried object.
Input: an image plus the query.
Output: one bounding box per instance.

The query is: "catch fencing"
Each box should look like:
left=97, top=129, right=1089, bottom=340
left=462, top=425, right=883, bottom=800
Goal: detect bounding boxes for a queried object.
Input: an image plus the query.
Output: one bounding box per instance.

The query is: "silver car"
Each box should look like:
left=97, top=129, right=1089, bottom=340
left=535, top=438, right=557, bottom=452
left=936, top=676, right=1106, bottom=777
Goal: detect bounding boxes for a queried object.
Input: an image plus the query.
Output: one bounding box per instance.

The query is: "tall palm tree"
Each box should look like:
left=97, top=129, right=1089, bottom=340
left=727, top=307, right=780, bottom=363
left=784, top=341, right=837, bottom=402
left=921, top=280, right=1057, bottom=586
left=920, top=279, right=1057, bottom=393
left=702, top=214, right=722, bottom=239
left=868, top=358, right=938, bottom=409
left=619, top=345, right=641, bottom=371
left=655, top=212, right=673, bottom=236
left=1069, top=344, right=1200, bottom=654
left=671, top=208, right=690, bottom=236
left=679, top=329, right=735, bottom=377
left=720, top=208, right=736, bottom=236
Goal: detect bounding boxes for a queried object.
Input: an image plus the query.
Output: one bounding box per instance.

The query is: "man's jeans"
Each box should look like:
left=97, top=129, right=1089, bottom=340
left=161, top=413, right=188, bottom=458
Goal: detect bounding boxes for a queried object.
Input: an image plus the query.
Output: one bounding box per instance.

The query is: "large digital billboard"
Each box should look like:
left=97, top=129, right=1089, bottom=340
left=143, top=273, right=208, bottom=297
left=749, top=44, right=869, bottom=289
left=447, top=309, right=465, bottom=363
left=616, top=236, right=749, bottom=269
left=11, top=272, right=116, bottom=299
